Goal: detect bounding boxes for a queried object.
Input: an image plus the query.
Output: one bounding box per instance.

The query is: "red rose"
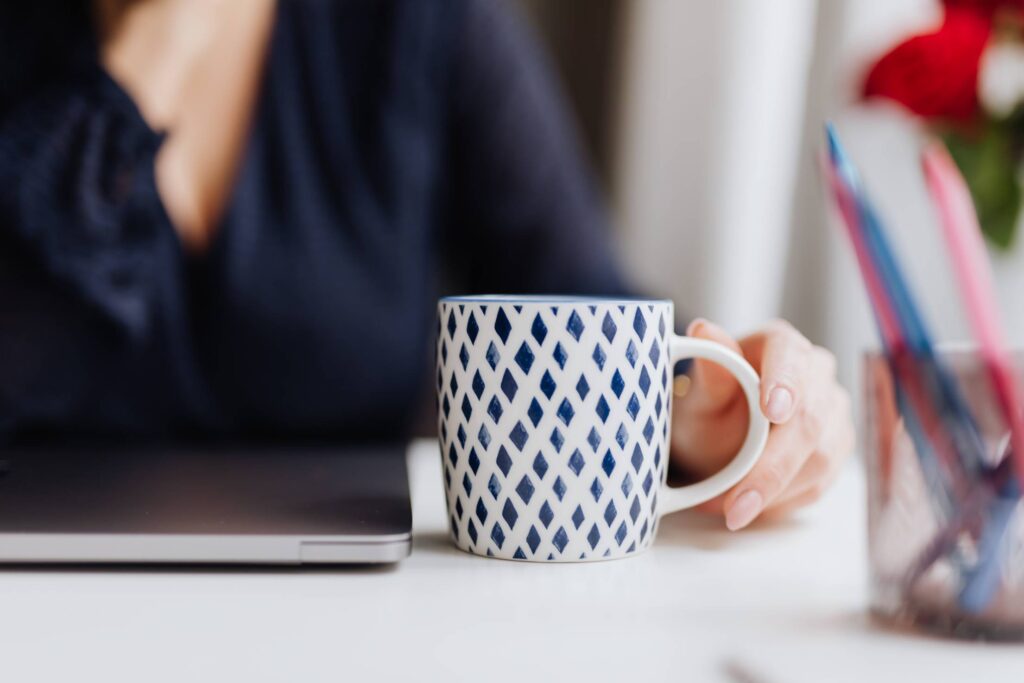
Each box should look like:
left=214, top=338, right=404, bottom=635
left=943, top=0, right=1024, bottom=17
left=863, top=8, right=992, bottom=122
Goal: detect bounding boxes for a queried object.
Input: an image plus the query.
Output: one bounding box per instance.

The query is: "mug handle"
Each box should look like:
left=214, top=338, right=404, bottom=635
left=658, top=335, right=771, bottom=514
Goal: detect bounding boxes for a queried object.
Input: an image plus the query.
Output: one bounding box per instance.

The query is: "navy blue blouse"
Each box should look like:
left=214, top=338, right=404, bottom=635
left=0, top=0, right=629, bottom=441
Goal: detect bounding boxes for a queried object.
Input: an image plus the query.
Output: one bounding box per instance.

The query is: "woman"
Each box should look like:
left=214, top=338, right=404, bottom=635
left=0, top=0, right=853, bottom=531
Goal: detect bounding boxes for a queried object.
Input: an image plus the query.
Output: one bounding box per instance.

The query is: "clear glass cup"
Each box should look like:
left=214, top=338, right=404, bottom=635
left=864, top=349, right=1024, bottom=640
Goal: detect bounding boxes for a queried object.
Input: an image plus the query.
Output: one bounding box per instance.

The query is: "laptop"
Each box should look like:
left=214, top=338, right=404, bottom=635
left=0, top=442, right=412, bottom=564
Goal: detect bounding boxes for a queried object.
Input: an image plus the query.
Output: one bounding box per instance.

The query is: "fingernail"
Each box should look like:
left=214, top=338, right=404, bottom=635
left=766, top=386, right=793, bottom=422
left=725, top=490, right=763, bottom=531
left=686, top=317, right=708, bottom=336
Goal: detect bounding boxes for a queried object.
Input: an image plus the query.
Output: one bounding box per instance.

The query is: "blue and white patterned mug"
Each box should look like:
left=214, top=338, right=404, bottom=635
left=436, top=296, right=769, bottom=561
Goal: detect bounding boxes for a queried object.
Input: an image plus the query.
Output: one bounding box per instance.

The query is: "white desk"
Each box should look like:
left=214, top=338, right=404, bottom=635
left=1, top=439, right=1021, bottom=682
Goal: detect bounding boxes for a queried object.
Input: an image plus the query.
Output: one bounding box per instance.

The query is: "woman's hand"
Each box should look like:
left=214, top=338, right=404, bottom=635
left=670, top=318, right=854, bottom=530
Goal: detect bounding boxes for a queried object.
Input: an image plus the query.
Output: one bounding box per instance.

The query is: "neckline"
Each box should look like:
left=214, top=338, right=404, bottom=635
left=191, top=0, right=284, bottom=264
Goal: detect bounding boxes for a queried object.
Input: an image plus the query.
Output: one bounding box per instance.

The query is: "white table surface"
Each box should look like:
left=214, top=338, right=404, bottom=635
left=1, top=439, right=1022, bottom=683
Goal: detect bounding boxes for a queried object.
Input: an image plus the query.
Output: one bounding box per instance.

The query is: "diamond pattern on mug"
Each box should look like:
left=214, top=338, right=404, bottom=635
left=485, top=342, right=500, bottom=370
left=602, top=450, right=616, bottom=477
left=633, top=308, right=647, bottom=341
left=516, top=475, right=535, bottom=504
left=575, top=375, right=590, bottom=400
left=502, top=499, right=519, bottom=529
left=531, top=314, right=548, bottom=345
left=527, top=398, right=544, bottom=427
left=538, top=501, right=554, bottom=528
left=496, top=446, right=512, bottom=476
left=566, top=311, right=585, bottom=341
left=527, top=525, right=541, bottom=553
left=552, top=475, right=567, bottom=501
left=626, top=393, right=641, bottom=420
left=611, top=370, right=625, bottom=398
left=509, top=421, right=529, bottom=451
left=568, top=449, right=585, bottom=476
left=625, top=340, right=639, bottom=368
left=556, top=398, right=575, bottom=426
left=500, top=370, right=518, bottom=401
left=487, top=396, right=503, bottom=424
left=552, top=527, right=569, bottom=553
left=615, top=423, right=629, bottom=449
left=438, top=300, right=673, bottom=561
left=639, top=367, right=651, bottom=396
left=495, top=309, right=512, bottom=344
left=604, top=500, right=617, bottom=526
left=549, top=427, right=564, bottom=452
left=601, top=312, right=617, bottom=343
left=572, top=504, right=585, bottom=529
left=540, top=370, right=557, bottom=399
left=515, top=342, right=535, bottom=374
left=491, top=522, right=506, bottom=548
left=552, top=342, right=568, bottom=369
left=533, top=452, right=549, bottom=479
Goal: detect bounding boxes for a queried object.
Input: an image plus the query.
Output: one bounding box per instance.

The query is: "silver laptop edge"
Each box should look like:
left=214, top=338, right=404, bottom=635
left=0, top=533, right=411, bottom=564
left=0, top=443, right=413, bottom=565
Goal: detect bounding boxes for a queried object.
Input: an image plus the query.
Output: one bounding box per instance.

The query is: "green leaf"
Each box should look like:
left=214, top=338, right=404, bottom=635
left=941, top=122, right=1022, bottom=250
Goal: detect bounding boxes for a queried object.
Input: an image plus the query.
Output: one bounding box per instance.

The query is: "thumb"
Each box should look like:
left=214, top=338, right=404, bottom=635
left=683, top=318, right=743, bottom=415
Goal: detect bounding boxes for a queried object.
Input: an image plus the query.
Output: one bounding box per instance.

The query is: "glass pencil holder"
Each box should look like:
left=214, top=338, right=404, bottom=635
left=864, top=349, right=1024, bottom=640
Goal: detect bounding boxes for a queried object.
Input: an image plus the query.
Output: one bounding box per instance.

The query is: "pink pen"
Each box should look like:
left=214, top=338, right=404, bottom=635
left=922, top=142, right=1024, bottom=492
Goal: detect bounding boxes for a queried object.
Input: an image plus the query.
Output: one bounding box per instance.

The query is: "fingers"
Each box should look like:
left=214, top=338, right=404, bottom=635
left=768, top=442, right=849, bottom=517
left=722, top=345, right=842, bottom=530
left=684, top=318, right=743, bottom=416
left=674, top=317, right=854, bottom=530
left=775, top=385, right=855, bottom=507
left=770, top=450, right=839, bottom=511
left=761, top=487, right=827, bottom=519
left=758, top=320, right=814, bottom=424
left=722, top=413, right=818, bottom=530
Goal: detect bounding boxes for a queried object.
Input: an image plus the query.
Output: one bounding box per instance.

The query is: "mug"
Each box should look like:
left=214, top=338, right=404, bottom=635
left=436, top=296, right=769, bottom=561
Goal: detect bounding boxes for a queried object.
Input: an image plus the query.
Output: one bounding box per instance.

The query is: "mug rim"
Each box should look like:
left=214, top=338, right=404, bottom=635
left=439, top=294, right=672, bottom=305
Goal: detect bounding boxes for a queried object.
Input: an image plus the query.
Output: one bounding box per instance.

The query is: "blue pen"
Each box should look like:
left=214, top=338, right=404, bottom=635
left=959, top=473, right=1019, bottom=613
left=826, top=127, right=958, bottom=517
left=826, top=126, right=969, bottom=509
left=828, top=128, right=987, bottom=483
